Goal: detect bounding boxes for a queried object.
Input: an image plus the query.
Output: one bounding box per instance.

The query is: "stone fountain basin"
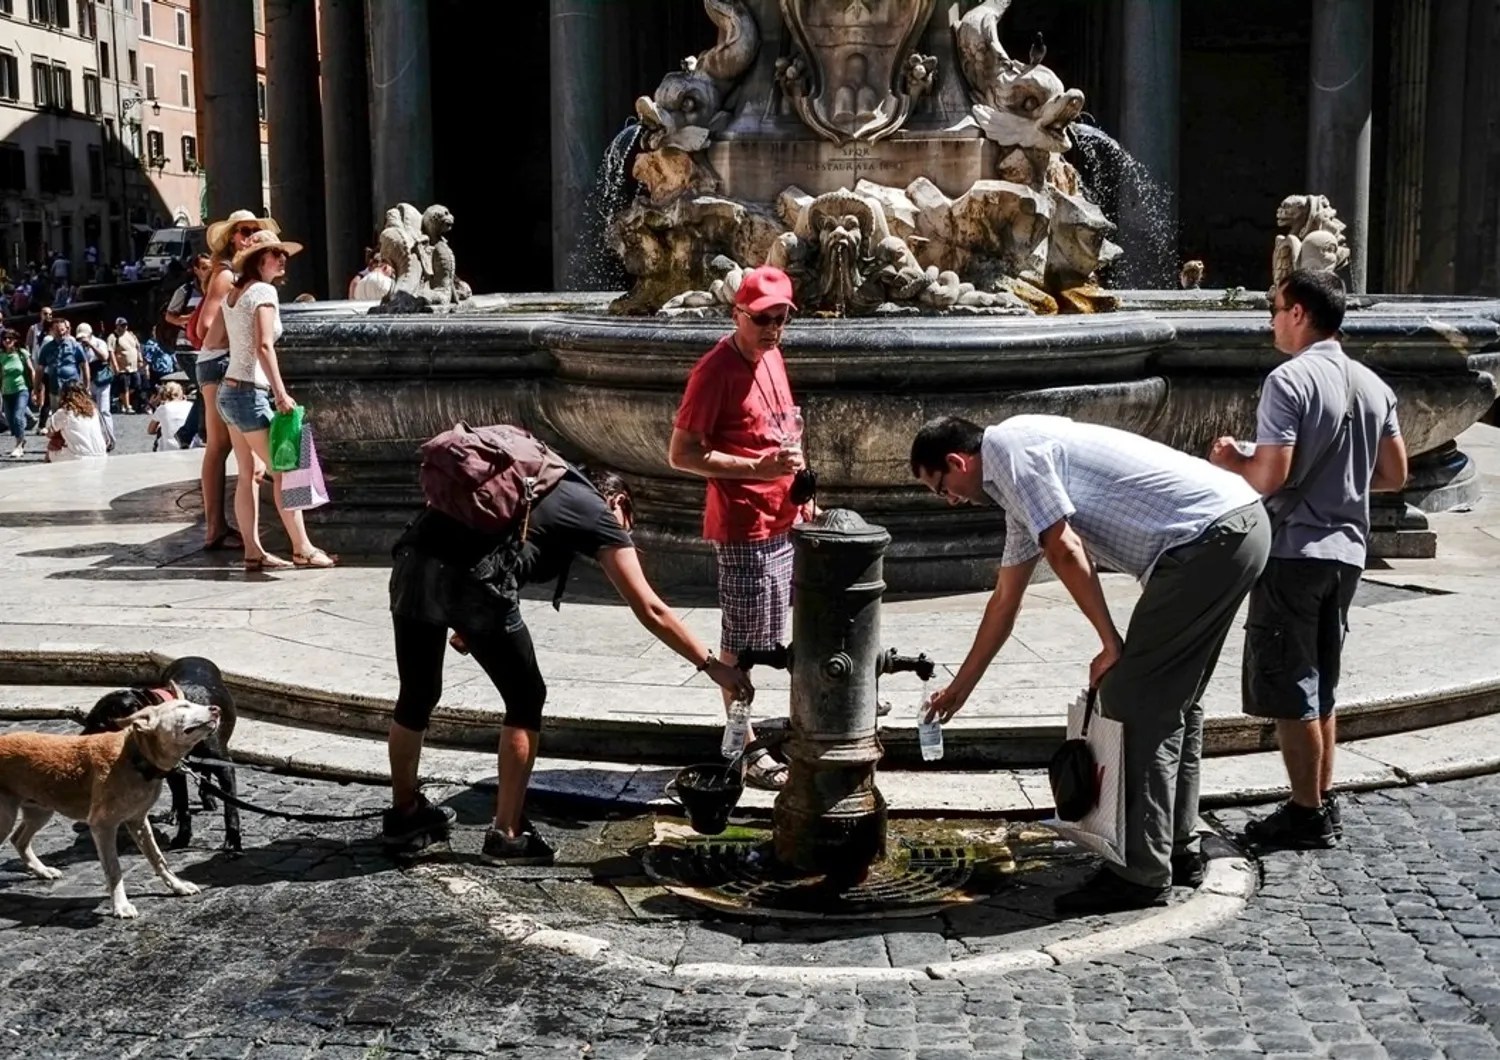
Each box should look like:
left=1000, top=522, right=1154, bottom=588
left=280, top=293, right=1500, bottom=591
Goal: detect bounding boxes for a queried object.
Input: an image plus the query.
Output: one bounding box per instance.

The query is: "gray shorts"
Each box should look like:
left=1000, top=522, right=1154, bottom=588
left=1242, top=557, right=1362, bottom=721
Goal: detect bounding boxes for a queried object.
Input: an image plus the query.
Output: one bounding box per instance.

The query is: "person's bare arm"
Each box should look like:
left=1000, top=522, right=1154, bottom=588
left=926, top=558, right=1037, bottom=722
left=253, top=304, right=295, bottom=413
left=1038, top=518, right=1123, bottom=687
left=667, top=426, right=801, bottom=481
left=597, top=544, right=755, bottom=701
left=1371, top=434, right=1409, bottom=492
left=197, top=268, right=233, bottom=339
left=1209, top=439, right=1294, bottom=496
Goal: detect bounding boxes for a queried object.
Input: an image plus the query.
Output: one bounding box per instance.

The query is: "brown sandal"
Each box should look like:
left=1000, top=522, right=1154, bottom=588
left=244, top=553, right=294, bottom=571
left=292, top=548, right=338, bottom=569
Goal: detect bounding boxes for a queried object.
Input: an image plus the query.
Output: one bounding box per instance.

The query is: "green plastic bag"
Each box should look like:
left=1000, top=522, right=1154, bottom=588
left=269, top=406, right=305, bottom=472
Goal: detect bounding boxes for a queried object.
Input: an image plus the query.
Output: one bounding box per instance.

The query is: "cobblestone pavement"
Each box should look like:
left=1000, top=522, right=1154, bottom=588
left=3, top=713, right=1500, bottom=1058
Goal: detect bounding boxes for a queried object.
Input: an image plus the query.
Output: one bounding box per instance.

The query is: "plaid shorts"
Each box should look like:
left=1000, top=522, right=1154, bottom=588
left=715, top=533, right=793, bottom=655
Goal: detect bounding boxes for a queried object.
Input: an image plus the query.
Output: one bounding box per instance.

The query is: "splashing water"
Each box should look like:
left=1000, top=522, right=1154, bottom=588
left=1069, top=123, right=1177, bottom=289
left=564, top=120, right=644, bottom=291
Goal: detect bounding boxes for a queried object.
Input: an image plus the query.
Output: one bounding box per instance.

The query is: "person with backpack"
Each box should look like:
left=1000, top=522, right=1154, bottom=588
left=1210, top=270, right=1408, bottom=850
left=382, top=426, right=756, bottom=865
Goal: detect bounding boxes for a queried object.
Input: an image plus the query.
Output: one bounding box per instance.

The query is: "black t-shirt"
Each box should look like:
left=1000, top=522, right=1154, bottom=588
left=394, top=472, right=632, bottom=590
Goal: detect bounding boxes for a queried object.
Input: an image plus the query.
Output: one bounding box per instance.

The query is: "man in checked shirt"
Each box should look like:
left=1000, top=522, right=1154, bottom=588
left=911, top=415, right=1271, bottom=914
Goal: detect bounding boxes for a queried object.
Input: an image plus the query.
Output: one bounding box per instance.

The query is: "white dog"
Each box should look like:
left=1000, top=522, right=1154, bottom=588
left=0, top=699, right=221, bottom=918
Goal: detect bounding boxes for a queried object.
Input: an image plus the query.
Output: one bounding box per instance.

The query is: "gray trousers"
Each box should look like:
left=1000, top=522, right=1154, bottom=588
left=1099, top=503, right=1271, bottom=888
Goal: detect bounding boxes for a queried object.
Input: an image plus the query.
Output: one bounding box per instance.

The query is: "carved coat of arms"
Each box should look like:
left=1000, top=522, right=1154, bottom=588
left=779, top=0, right=936, bottom=145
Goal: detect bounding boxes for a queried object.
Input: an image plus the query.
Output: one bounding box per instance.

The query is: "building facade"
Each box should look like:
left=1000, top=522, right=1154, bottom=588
left=0, top=0, right=113, bottom=273
left=134, top=0, right=199, bottom=228
left=195, top=0, right=1500, bottom=300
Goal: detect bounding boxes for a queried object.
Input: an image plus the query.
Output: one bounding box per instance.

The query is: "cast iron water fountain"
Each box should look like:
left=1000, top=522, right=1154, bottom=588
left=638, top=508, right=1002, bottom=919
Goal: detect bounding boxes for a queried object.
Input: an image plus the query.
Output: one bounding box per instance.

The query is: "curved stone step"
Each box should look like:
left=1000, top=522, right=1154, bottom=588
left=3, top=648, right=1498, bottom=769
left=6, top=686, right=1500, bottom=816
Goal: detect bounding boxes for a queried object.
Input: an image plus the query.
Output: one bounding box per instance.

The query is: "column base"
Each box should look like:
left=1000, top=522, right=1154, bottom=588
left=1403, top=441, right=1482, bottom=513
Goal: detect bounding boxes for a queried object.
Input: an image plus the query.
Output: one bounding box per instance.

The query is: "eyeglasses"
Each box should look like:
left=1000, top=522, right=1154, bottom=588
left=235, top=225, right=259, bottom=238
left=741, top=308, right=791, bottom=328
left=1270, top=301, right=1289, bottom=320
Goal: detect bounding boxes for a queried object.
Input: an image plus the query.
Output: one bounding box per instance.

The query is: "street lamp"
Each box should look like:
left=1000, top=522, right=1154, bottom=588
left=121, top=94, right=161, bottom=118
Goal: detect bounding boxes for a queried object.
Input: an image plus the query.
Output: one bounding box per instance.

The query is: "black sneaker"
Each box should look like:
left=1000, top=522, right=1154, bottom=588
left=481, top=819, right=556, bottom=867
left=1054, top=867, right=1170, bottom=916
left=381, top=793, right=455, bottom=851
left=1242, top=800, right=1335, bottom=850
left=1171, top=849, right=1206, bottom=889
left=1322, top=790, right=1342, bottom=841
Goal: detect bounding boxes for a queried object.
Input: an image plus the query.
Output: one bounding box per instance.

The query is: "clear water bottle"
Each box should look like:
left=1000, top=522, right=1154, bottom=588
left=721, top=698, right=752, bottom=758
left=918, top=689, right=944, bottom=762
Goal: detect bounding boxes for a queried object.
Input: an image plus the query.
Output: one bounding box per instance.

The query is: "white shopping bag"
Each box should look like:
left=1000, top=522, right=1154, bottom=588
left=1043, top=688, right=1127, bottom=866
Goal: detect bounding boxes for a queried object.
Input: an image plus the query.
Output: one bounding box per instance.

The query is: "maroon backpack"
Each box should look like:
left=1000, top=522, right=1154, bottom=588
left=418, top=423, right=570, bottom=539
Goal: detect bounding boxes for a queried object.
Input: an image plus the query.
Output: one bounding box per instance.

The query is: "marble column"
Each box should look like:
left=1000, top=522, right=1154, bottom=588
left=1115, top=0, right=1179, bottom=288
left=365, top=0, right=434, bottom=225
left=190, top=0, right=261, bottom=221
left=1382, top=0, right=1430, bottom=293
left=265, top=0, right=326, bottom=298
left=1307, top=0, right=1374, bottom=293
left=1417, top=0, right=1470, bottom=293
left=320, top=0, right=372, bottom=297
left=549, top=0, right=610, bottom=290
left=1455, top=0, right=1500, bottom=295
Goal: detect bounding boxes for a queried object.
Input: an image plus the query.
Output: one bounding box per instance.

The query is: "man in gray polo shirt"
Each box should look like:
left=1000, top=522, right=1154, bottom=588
left=1211, top=269, right=1407, bottom=849
left=912, top=415, right=1269, bottom=914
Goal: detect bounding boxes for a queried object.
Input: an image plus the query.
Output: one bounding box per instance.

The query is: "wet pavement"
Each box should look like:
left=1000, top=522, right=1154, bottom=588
left=4, top=714, right=1500, bottom=1057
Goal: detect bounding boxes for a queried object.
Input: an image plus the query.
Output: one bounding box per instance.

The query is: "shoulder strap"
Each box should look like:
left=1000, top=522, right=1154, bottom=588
left=1269, top=359, right=1356, bottom=536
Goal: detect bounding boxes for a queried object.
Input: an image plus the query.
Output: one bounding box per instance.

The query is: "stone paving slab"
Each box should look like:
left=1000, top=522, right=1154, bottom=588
left=2, top=426, right=1499, bottom=769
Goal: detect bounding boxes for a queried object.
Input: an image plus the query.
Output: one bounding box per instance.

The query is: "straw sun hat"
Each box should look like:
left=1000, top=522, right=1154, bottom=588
left=206, top=209, right=281, bottom=254
left=231, top=228, right=305, bottom=274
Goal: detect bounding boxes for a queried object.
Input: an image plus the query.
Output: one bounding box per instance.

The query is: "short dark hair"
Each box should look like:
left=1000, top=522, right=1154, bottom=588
left=1277, top=269, right=1346, bottom=335
left=584, top=466, right=635, bottom=525
left=910, top=416, right=984, bottom=476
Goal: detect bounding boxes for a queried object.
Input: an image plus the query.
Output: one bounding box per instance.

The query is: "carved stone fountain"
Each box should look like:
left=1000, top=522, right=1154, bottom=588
left=614, top=0, right=1118, bottom=318
left=278, top=0, right=1500, bottom=590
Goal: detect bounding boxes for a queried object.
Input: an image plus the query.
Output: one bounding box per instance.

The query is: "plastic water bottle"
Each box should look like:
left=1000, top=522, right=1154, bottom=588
left=721, top=698, right=752, bottom=758
left=918, top=689, right=944, bottom=762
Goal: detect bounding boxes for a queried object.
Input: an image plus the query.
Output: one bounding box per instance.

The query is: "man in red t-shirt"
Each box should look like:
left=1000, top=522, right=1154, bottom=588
left=669, top=266, right=804, bottom=789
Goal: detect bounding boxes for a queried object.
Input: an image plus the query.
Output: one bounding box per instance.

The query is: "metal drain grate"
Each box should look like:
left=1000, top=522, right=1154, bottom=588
left=643, top=838, right=976, bottom=920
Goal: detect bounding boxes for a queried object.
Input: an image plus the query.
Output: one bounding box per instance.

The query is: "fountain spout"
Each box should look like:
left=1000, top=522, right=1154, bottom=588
left=879, top=649, right=936, bottom=682
left=734, top=644, right=792, bottom=672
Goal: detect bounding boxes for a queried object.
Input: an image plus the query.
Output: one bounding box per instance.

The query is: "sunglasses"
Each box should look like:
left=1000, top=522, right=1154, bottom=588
left=740, top=308, right=791, bottom=328
left=234, top=225, right=260, bottom=238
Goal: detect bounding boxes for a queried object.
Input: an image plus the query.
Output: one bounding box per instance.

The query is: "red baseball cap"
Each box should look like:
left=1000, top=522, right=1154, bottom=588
left=734, top=266, right=798, bottom=314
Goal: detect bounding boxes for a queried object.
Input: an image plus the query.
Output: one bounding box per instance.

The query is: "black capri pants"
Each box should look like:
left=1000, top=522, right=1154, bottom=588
left=389, top=548, right=547, bottom=732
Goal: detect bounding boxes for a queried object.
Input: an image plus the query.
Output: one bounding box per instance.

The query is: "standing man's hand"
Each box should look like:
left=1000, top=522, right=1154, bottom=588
left=1208, top=436, right=1241, bottom=469
left=753, top=448, right=803, bottom=479
left=1089, top=633, right=1125, bottom=690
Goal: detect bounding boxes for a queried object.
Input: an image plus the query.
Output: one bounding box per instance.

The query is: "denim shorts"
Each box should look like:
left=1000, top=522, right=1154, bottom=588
left=216, top=381, right=274, bottom=433
left=195, top=352, right=229, bottom=388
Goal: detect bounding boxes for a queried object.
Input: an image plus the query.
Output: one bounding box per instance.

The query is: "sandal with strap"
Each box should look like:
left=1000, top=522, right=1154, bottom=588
left=244, top=553, right=294, bottom=571
left=743, top=747, right=789, bottom=791
left=293, top=548, right=338, bottom=569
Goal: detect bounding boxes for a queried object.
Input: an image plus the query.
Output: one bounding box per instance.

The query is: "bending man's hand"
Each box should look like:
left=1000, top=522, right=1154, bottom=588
left=1089, top=634, right=1124, bottom=690
left=704, top=659, right=755, bottom=703
left=925, top=681, right=969, bottom=723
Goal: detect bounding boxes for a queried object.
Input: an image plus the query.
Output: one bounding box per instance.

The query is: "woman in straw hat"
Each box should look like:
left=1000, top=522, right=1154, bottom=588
left=217, top=228, right=336, bottom=570
left=194, top=210, right=279, bottom=552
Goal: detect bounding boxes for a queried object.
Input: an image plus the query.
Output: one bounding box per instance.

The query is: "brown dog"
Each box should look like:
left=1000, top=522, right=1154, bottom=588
left=0, top=699, right=220, bottom=918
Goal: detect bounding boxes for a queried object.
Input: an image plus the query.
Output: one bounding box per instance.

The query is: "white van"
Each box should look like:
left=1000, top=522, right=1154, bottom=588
left=139, top=226, right=208, bottom=279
